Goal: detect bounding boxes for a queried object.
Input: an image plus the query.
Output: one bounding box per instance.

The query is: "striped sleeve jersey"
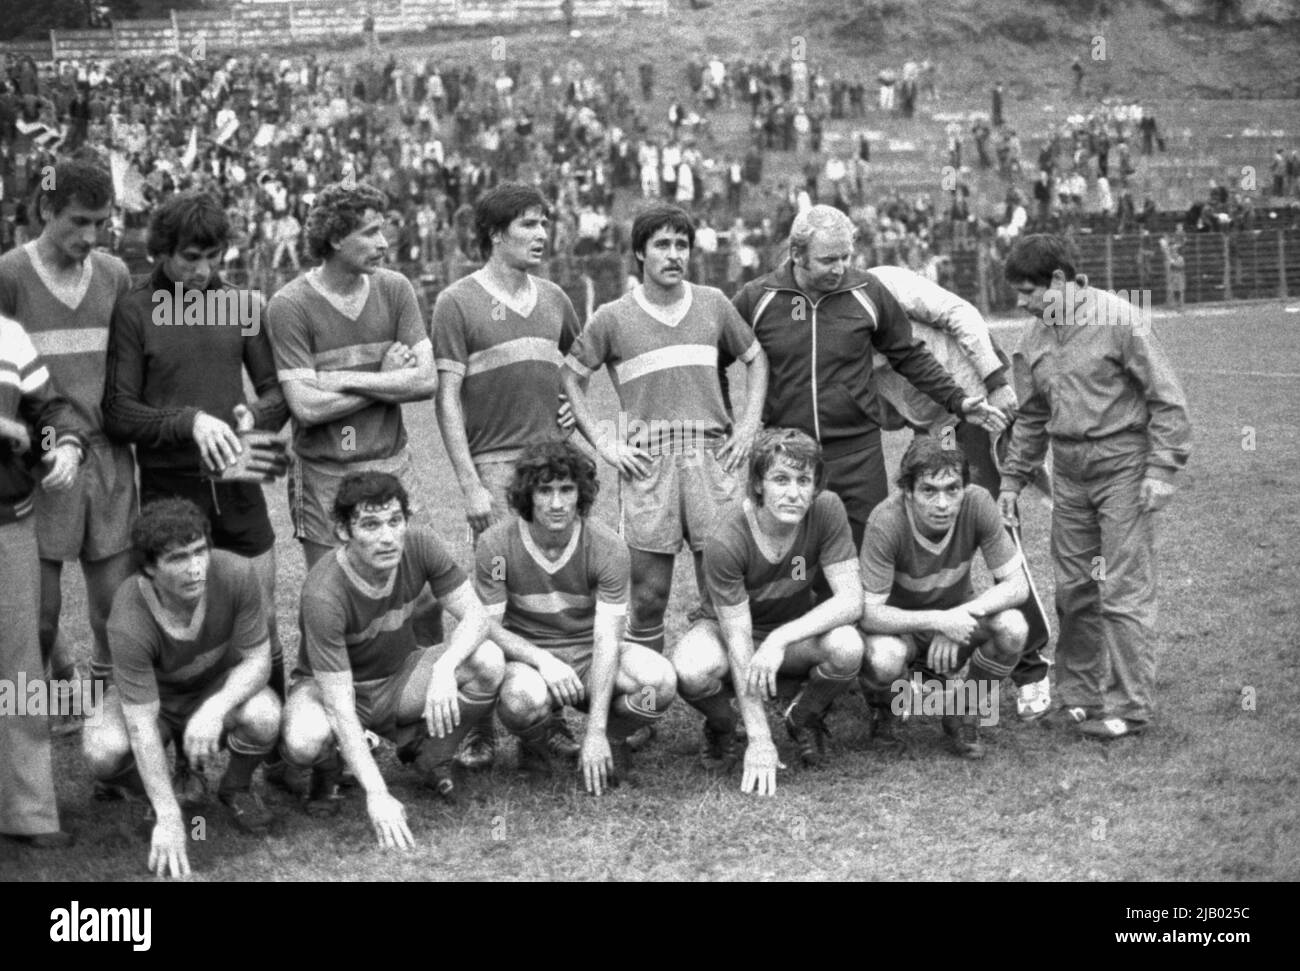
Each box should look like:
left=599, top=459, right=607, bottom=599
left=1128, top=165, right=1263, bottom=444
left=107, top=550, right=267, bottom=707
left=298, top=527, right=468, bottom=683
left=859, top=485, right=1019, bottom=611
left=0, top=245, right=131, bottom=438
left=564, top=282, right=761, bottom=453
left=702, top=490, right=858, bottom=637
left=266, top=268, right=428, bottom=463
left=431, top=271, right=580, bottom=460
left=474, top=516, right=629, bottom=649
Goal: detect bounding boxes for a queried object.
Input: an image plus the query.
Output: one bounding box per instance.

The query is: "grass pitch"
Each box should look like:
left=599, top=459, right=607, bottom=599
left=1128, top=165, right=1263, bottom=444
left=5, top=299, right=1299, bottom=882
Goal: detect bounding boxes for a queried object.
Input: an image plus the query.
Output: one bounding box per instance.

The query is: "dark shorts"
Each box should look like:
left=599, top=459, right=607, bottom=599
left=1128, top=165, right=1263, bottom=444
left=858, top=621, right=993, bottom=679
left=141, top=468, right=275, bottom=557
left=822, top=432, right=888, bottom=549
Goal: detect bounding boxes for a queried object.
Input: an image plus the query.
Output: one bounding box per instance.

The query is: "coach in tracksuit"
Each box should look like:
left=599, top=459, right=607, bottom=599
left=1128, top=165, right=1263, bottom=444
left=731, top=205, right=1008, bottom=548
left=998, top=234, right=1190, bottom=739
left=1, top=313, right=88, bottom=848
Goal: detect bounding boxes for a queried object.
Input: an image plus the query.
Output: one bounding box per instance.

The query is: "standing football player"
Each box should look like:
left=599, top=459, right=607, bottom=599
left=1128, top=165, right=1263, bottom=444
left=0, top=154, right=135, bottom=734
left=433, top=182, right=582, bottom=770
left=560, top=203, right=769, bottom=665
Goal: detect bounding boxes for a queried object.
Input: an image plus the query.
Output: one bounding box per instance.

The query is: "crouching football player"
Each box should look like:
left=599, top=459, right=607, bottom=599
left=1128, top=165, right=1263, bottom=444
left=480, top=442, right=675, bottom=794
left=279, top=472, right=503, bottom=850
left=83, top=499, right=282, bottom=879
left=858, top=437, right=1029, bottom=759
left=669, top=429, right=863, bottom=797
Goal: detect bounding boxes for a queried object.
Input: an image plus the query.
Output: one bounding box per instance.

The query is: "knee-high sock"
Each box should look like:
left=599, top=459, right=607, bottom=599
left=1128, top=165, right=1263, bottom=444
left=268, top=651, right=286, bottom=702
left=680, top=679, right=736, bottom=732
left=415, top=688, right=496, bottom=770
left=511, top=715, right=551, bottom=756
left=97, top=758, right=146, bottom=798
left=792, top=663, right=859, bottom=719
left=219, top=732, right=271, bottom=794
left=624, top=622, right=665, bottom=654
left=968, top=647, right=1015, bottom=697
left=858, top=669, right=896, bottom=709
left=607, top=687, right=671, bottom=742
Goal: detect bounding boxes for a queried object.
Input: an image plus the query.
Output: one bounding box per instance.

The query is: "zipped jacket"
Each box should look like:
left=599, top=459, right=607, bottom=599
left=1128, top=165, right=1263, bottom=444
left=731, top=262, right=966, bottom=458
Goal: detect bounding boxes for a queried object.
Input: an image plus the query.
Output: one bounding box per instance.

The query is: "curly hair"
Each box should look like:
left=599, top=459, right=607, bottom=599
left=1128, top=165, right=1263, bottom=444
left=748, top=427, right=823, bottom=503
left=332, top=471, right=411, bottom=530
left=131, top=498, right=211, bottom=570
left=507, top=440, right=600, bottom=522
left=894, top=435, right=970, bottom=493
left=303, top=180, right=389, bottom=261
left=147, top=190, right=229, bottom=258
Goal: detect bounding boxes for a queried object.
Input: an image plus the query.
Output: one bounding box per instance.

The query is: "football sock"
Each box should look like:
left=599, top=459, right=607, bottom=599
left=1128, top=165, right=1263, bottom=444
left=792, top=663, right=859, bottom=719
left=607, top=687, right=669, bottom=742
left=681, top=680, right=737, bottom=732
left=98, top=760, right=146, bottom=798
left=414, top=687, right=496, bottom=770
left=624, top=621, right=665, bottom=654
left=512, top=716, right=551, bottom=755
left=968, top=647, right=1015, bottom=705
left=220, top=734, right=270, bottom=794
left=268, top=651, right=286, bottom=702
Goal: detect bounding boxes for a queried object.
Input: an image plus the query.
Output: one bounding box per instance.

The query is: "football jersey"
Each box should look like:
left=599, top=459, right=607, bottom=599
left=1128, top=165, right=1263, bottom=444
left=432, top=271, right=580, bottom=460
left=475, top=516, right=629, bottom=649
left=0, top=245, right=131, bottom=438
left=299, top=527, right=467, bottom=683
left=859, top=485, right=1019, bottom=611
left=266, top=268, right=427, bottom=463
left=564, top=282, right=761, bottom=454
left=702, top=490, right=857, bottom=636
left=107, top=550, right=267, bottom=706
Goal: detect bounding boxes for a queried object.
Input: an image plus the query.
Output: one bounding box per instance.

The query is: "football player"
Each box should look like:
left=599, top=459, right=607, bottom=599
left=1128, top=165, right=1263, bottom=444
left=669, top=428, right=863, bottom=796
left=477, top=441, right=676, bottom=794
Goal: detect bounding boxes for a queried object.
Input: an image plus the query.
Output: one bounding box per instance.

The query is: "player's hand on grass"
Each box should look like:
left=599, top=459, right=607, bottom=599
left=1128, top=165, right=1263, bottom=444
left=1139, top=476, right=1176, bottom=513
left=423, top=662, right=461, bottom=738
left=997, top=490, right=1020, bottom=528
left=746, top=639, right=787, bottom=699
left=381, top=341, right=417, bottom=371
left=927, top=632, right=962, bottom=675
left=40, top=443, right=81, bottom=492
left=959, top=396, right=1009, bottom=434
left=717, top=423, right=759, bottom=474
left=193, top=411, right=242, bottom=473
left=987, top=384, right=1018, bottom=419
left=740, top=738, right=782, bottom=797
left=148, top=814, right=191, bottom=879
left=183, top=703, right=225, bottom=770
left=933, top=607, right=978, bottom=646
left=580, top=733, right=613, bottom=796
left=556, top=393, right=576, bottom=432
left=598, top=438, right=652, bottom=479
left=366, top=791, right=415, bottom=850
left=464, top=482, right=501, bottom=534
left=537, top=653, right=585, bottom=707
left=0, top=415, right=31, bottom=452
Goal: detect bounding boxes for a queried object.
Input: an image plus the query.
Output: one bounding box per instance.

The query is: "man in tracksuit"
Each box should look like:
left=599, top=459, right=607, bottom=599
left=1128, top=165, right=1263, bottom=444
left=730, top=205, right=1008, bottom=549
left=997, top=234, right=1190, bottom=739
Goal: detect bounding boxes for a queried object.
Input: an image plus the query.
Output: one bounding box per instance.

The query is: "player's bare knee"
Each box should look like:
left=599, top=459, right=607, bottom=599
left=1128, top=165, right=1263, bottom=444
left=818, top=625, right=865, bottom=676
left=281, top=702, right=332, bottom=765
left=638, top=652, right=678, bottom=707
left=465, top=640, right=506, bottom=692
left=82, top=726, right=133, bottom=779
left=235, top=688, right=282, bottom=746
left=864, top=635, right=908, bottom=684
left=670, top=638, right=724, bottom=696
left=989, top=609, right=1028, bottom=656
left=497, top=667, right=550, bottom=728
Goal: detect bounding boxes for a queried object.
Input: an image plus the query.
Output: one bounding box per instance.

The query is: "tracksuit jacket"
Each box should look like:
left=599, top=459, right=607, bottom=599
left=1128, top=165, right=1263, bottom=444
left=730, top=262, right=968, bottom=457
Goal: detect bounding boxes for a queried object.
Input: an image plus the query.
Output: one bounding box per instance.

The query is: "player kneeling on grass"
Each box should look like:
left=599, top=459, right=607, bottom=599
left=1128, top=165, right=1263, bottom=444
left=479, top=441, right=675, bottom=794
left=83, top=499, right=281, bottom=879
left=279, top=472, right=503, bottom=850
left=858, top=438, right=1029, bottom=759
left=669, top=429, right=863, bottom=797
